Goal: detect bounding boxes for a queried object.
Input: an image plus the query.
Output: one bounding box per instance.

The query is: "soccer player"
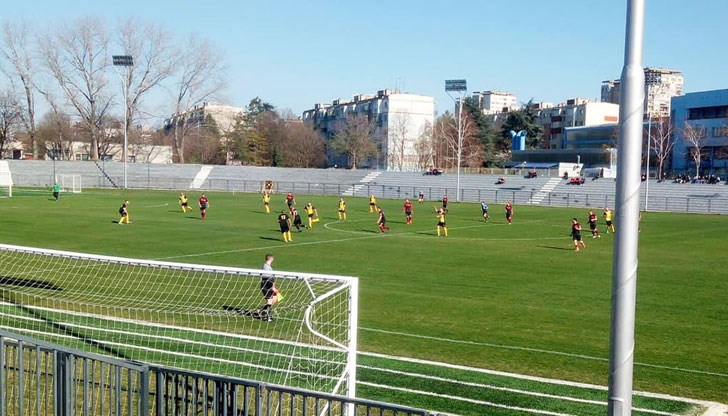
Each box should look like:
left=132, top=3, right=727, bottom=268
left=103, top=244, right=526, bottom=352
left=337, top=198, right=347, bottom=220
left=587, top=210, right=601, bottom=238
left=179, top=193, right=192, bottom=212
left=259, top=254, right=279, bottom=322
left=603, top=207, right=615, bottom=233
left=435, top=208, right=448, bottom=237
left=369, top=194, right=377, bottom=213
left=418, top=191, right=425, bottom=204
left=291, top=207, right=304, bottom=231
left=403, top=199, right=413, bottom=224
left=52, top=183, right=60, bottom=201
left=285, top=192, right=295, bottom=209
left=571, top=218, right=587, bottom=252
left=118, top=200, right=130, bottom=224
left=262, top=192, right=271, bottom=214
left=481, top=201, right=489, bottom=222
left=376, top=207, right=389, bottom=233
left=198, top=194, right=209, bottom=220
left=441, top=196, right=449, bottom=213
left=277, top=210, right=292, bottom=242
left=304, top=202, right=319, bottom=229
left=505, top=202, right=513, bottom=224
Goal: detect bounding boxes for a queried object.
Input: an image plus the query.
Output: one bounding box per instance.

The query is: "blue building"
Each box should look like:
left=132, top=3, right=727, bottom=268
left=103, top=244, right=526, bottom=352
left=671, top=89, right=728, bottom=173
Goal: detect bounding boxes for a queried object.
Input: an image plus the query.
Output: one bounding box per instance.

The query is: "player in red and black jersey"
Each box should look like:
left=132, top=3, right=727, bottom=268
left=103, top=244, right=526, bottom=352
left=376, top=207, right=389, bottom=233
left=285, top=192, right=295, bottom=209
left=571, top=218, right=586, bottom=252
left=505, top=202, right=513, bottom=224
left=587, top=210, right=600, bottom=238
left=403, top=199, right=413, bottom=224
left=441, top=196, right=449, bottom=213
left=198, top=194, right=209, bottom=220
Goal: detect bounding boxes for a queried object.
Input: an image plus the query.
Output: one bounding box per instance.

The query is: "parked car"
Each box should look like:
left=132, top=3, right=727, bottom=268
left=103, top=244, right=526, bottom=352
left=424, top=168, right=443, bottom=176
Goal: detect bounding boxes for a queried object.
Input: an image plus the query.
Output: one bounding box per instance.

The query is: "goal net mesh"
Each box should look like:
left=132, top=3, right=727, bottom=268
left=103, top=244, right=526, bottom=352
left=57, top=174, right=82, bottom=193
left=0, top=243, right=358, bottom=396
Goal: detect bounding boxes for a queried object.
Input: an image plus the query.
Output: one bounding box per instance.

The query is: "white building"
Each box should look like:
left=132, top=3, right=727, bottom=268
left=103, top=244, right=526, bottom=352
left=601, top=67, right=683, bottom=118
left=471, top=91, right=517, bottom=115
left=302, top=90, right=435, bottom=171
left=671, top=89, right=728, bottom=173
left=164, top=102, right=243, bottom=133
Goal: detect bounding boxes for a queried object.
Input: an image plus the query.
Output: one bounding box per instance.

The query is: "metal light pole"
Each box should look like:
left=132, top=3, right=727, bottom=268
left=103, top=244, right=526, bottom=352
left=112, top=55, right=134, bottom=189
left=445, top=79, right=467, bottom=202
left=608, top=0, right=645, bottom=415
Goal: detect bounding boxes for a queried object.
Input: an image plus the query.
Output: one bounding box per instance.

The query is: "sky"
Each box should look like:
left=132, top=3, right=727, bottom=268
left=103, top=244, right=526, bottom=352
left=2, top=0, right=728, bottom=122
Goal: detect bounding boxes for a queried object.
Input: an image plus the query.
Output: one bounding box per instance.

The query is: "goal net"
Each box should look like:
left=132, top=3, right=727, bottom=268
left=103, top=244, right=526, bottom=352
left=0, top=243, right=359, bottom=398
left=57, top=174, right=82, bottom=193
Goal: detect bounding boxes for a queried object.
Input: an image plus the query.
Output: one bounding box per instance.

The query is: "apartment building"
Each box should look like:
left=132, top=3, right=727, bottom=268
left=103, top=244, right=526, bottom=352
left=671, top=89, right=728, bottom=173
left=601, top=67, right=683, bottom=118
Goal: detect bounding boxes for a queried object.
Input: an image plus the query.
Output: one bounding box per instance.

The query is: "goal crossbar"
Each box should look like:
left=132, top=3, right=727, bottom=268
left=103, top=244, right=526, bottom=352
left=0, top=243, right=359, bottom=398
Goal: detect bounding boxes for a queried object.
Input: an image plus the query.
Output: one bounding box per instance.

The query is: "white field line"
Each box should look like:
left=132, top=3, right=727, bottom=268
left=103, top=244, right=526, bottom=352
left=358, top=365, right=678, bottom=416
left=360, top=328, right=728, bottom=378
left=360, top=381, right=578, bottom=416
left=360, top=351, right=725, bottom=408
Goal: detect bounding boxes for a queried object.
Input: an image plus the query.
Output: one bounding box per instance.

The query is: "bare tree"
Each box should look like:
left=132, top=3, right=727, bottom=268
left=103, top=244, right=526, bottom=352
left=330, top=114, right=376, bottom=169
left=414, top=120, right=434, bottom=170
left=387, top=113, right=410, bottom=171
left=281, top=122, right=326, bottom=168
left=39, top=17, right=113, bottom=160
left=682, top=121, right=706, bottom=177
left=649, top=116, right=674, bottom=180
left=433, top=111, right=481, bottom=170
left=115, top=18, right=175, bottom=163
left=0, top=21, right=39, bottom=158
left=168, top=35, right=227, bottom=163
left=36, top=111, right=75, bottom=160
left=0, top=90, right=22, bottom=158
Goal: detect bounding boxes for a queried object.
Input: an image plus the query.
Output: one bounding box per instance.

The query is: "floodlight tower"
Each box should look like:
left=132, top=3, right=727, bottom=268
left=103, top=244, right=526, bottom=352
left=112, top=55, right=134, bottom=189
left=445, top=79, right=467, bottom=202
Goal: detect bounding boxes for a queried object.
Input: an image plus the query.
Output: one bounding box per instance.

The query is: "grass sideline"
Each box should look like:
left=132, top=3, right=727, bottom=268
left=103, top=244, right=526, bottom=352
left=0, top=187, right=726, bottom=414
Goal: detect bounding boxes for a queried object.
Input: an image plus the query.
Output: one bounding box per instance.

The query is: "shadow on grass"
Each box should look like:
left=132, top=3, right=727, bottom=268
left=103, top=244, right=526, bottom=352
left=537, top=245, right=573, bottom=251
left=259, top=236, right=284, bottom=242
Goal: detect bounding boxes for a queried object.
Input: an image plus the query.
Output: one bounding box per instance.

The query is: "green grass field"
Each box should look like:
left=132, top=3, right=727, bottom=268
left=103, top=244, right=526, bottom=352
left=0, top=188, right=726, bottom=415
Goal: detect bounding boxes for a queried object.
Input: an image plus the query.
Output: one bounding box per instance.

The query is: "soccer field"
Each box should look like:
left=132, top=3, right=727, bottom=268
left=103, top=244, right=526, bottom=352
left=0, top=188, right=725, bottom=415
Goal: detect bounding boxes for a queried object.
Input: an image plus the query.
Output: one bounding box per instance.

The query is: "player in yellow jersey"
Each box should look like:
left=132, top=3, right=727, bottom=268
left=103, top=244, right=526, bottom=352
left=118, top=200, right=131, bottom=224
left=262, top=192, right=271, bottom=214
left=369, top=194, right=377, bottom=213
left=179, top=193, right=192, bottom=212
left=304, top=202, right=319, bottom=228
left=337, top=198, right=347, bottom=220
left=603, top=207, right=615, bottom=233
left=435, top=208, right=447, bottom=237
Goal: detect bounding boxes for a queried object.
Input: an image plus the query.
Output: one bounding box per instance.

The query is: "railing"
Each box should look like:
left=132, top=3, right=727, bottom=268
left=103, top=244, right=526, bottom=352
left=9, top=173, right=728, bottom=214
left=0, top=330, right=429, bottom=416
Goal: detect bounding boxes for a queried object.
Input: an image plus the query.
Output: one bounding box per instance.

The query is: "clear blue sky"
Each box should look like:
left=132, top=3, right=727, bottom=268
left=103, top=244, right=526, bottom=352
left=3, top=0, right=727, bottom=119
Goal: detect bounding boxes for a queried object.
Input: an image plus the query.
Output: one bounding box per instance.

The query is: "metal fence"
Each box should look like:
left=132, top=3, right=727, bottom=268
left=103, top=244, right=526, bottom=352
left=0, top=330, right=429, bottom=416
left=9, top=172, right=728, bottom=214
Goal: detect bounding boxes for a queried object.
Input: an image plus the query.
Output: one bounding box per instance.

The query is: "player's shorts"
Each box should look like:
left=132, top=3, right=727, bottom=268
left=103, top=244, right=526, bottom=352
left=589, top=222, right=597, bottom=230
left=606, top=220, right=613, bottom=226
left=53, top=192, right=59, bottom=197
left=261, top=280, right=275, bottom=299
left=200, top=204, right=207, bottom=210
left=338, top=209, right=345, bottom=213
left=506, top=212, right=512, bottom=218
left=437, top=221, right=446, bottom=227
left=181, top=202, right=188, bottom=207
left=287, top=200, right=294, bottom=207
left=369, top=202, right=376, bottom=206
left=405, top=210, right=412, bottom=216
left=573, top=234, right=582, bottom=241
left=442, top=203, right=448, bottom=208
left=293, top=217, right=302, bottom=226
left=279, top=223, right=290, bottom=233
left=264, top=202, right=269, bottom=206
left=482, top=209, right=488, bottom=215
left=378, top=219, right=386, bottom=226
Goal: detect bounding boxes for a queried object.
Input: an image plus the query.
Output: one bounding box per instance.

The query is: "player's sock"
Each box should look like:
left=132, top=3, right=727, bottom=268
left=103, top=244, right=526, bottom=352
left=287, top=231, right=292, bottom=241
left=436, top=228, right=440, bottom=236
left=444, top=227, right=448, bottom=237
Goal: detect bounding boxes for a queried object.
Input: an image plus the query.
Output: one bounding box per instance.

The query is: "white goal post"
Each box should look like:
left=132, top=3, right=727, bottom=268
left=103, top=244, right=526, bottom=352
left=0, top=243, right=359, bottom=399
left=57, top=174, right=82, bottom=193
left=0, top=160, right=12, bottom=197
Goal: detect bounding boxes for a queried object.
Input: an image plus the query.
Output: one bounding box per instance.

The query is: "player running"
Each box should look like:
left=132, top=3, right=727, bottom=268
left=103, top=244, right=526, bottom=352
left=376, top=207, right=389, bottom=233
left=587, top=210, right=601, bottom=238
left=403, top=199, right=414, bottom=224
left=337, top=198, right=347, bottom=220
left=277, top=210, right=292, bottom=242
left=291, top=206, right=304, bottom=231
left=179, top=193, right=192, bottom=213
left=603, top=207, right=615, bottom=233
left=198, top=194, right=209, bottom=220
left=285, top=192, right=296, bottom=209
left=435, top=208, right=448, bottom=237
left=304, top=202, right=319, bottom=229
left=369, top=194, right=377, bottom=213
left=481, top=201, right=489, bottom=222
left=505, top=202, right=513, bottom=224
left=571, top=218, right=587, bottom=252
left=118, top=200, right=130, bottom=224
left=262, top=192, right=271, bottom=214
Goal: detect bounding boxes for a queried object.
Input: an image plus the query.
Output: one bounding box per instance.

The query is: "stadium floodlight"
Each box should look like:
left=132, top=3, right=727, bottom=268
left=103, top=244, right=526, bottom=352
left=112, top=55, right=133, bottom=189
left=608, top=0, right=645, bottom=415
left=445, top=79, right=467, bottom=202
left=0, top=242, right=359, bottom=401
